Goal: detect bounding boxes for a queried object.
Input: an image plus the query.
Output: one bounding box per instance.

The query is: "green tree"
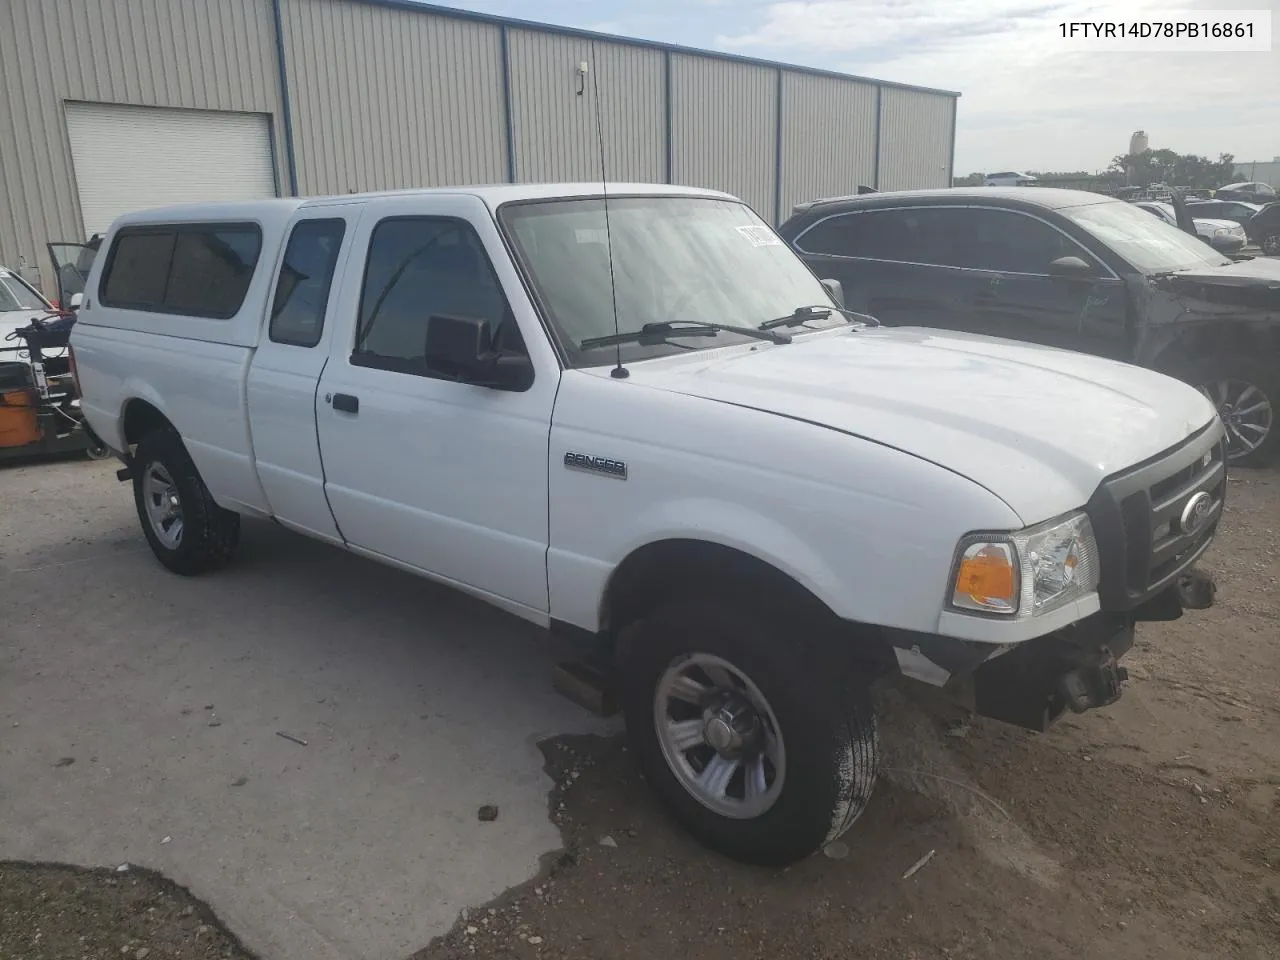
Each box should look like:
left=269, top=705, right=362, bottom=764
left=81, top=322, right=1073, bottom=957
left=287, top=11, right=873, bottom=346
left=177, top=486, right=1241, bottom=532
left=1109, top=149, right=1236, bottom=188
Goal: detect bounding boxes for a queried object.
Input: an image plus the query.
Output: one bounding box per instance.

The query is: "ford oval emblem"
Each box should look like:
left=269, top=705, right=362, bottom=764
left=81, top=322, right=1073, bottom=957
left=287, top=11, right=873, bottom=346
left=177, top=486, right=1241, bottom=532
left=1179, top=491, right=1214, bottom=536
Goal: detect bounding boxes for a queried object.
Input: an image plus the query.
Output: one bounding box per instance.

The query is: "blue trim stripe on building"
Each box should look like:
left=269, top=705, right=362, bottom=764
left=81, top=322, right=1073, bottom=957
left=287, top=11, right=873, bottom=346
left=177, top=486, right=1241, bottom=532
left=499, top=24, right=516, bottom=183
left=773, top=68, right=784, bottom=225
left=947, top=95, right=958, bottom=185
left=663, top=50, right=673, bottom=184
left=871, top=85, right=882, bottom=190
left=269, top=0, right=299, bottom=196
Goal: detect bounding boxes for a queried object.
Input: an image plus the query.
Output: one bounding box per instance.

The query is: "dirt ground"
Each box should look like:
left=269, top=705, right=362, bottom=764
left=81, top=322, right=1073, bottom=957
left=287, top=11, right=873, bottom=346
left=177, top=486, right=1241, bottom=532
left=3, top=468, right=1278, bottom=960
left=422, top=465, right=1280, bottom=960
left=0, top=863, right=253, bottom=960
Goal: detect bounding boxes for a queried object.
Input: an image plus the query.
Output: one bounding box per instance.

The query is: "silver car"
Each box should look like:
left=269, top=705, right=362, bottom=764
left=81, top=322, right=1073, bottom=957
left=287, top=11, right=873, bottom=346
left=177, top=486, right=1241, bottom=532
left=1, top=267, right=56, bottom=387
left=1133, top=201, right=1248, bottom=254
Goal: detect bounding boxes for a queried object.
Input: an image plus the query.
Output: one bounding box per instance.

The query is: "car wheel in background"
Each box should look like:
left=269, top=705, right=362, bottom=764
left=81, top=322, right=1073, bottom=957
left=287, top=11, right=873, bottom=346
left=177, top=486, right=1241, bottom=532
left=616, top=596, right=879, bottom=866
left=1180, top=357, right=1278, bottom=467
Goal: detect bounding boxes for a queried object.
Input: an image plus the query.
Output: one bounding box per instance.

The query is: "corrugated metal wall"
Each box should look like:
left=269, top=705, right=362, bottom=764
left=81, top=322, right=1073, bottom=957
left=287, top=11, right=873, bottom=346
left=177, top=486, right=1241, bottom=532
left=779, top=73, right=878, bottom=218
left=507, top=31, right=665, bottom=184
left=1, top=0, right=958, bottom=293
left=670, top=55, right=778, bottom=218
left=278, top=0, right=508, bottom=195
left=876, top=87, right=956, bottom=191
left=0, top=0, right=285, bottom=290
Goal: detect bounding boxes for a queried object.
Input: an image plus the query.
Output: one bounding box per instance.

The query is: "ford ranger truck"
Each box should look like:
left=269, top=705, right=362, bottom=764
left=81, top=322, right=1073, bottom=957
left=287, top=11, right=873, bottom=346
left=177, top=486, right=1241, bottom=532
left=69, top=183, right=1224, bottom=866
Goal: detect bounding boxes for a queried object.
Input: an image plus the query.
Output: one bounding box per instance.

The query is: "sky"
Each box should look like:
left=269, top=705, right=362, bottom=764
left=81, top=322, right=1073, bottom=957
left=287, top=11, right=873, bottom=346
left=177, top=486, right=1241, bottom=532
left=435, top=0, right=1279, bottom=175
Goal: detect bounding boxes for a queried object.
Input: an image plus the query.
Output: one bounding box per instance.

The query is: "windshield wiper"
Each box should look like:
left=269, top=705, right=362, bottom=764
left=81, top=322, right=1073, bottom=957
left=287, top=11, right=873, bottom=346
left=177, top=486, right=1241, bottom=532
left=580, top=320, right=791, bottom=351
left=759, top=304, right=881, bottom=330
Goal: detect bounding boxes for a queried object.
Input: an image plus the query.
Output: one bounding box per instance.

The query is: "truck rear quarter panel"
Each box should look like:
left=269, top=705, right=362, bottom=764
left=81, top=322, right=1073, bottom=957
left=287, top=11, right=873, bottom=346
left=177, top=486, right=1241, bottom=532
left=72, top=323, right=268, bottom=516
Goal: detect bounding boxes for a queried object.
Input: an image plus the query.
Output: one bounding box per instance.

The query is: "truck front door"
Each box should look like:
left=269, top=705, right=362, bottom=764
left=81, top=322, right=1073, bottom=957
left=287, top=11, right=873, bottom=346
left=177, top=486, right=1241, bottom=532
left=314, top=195, right=558, bottom=620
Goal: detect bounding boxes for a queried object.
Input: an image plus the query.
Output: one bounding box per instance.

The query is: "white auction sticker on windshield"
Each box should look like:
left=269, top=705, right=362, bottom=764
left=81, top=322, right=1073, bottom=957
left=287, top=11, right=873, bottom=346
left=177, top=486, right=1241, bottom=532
left=736, top=225, right=782, bottom=247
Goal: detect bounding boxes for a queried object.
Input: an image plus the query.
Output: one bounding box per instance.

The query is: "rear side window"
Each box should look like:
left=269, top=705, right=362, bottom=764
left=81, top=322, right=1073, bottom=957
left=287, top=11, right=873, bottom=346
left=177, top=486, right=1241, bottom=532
left=270, top=219, right=347, bottom=347
left=101, top=231, right=175, bottom=307
left=99, top=223, right=262, bottom=318
left=798, top=208, right=972, bottom=268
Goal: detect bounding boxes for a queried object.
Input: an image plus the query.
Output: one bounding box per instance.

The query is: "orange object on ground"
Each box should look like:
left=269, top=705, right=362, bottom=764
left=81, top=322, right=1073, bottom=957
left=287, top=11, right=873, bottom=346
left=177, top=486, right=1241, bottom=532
left=0, top=388, right=42, bottom=448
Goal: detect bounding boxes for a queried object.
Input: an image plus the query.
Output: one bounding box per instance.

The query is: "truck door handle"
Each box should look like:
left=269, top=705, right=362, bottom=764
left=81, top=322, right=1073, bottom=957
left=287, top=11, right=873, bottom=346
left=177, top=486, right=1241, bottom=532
left=331, top=392, right=359, bottom=414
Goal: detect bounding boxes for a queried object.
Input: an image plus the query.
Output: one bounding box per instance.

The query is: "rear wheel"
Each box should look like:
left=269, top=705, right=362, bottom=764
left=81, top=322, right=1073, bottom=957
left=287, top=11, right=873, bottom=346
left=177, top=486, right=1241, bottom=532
left=1179, top=356, right=1278, bottom=467
left=616, top=597, right=878, bottom=866
left=132, top=428, right=240, bottom=574
left=1263, top=233, right=1280, bottom=256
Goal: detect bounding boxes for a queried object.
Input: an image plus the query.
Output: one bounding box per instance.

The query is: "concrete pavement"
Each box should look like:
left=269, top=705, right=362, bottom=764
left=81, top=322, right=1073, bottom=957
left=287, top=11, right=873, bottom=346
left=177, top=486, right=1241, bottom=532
left=0, top=457, right=606, bottom=960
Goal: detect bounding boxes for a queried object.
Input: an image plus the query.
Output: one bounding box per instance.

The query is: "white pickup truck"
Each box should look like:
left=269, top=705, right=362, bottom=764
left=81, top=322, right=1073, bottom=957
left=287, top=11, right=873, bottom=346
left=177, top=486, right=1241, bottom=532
left=70, top=183, right=1224, bottom=866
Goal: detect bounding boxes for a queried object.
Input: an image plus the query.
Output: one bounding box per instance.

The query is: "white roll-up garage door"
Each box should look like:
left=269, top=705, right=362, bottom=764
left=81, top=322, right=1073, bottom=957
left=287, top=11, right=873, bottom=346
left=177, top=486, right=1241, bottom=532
left=64, top=102, right=277, bottom=235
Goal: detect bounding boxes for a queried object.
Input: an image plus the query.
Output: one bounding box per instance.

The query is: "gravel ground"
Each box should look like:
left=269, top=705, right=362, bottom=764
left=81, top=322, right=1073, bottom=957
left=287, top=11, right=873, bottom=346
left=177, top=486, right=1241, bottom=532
left=0, top=862, right=253, bottom=960
left=2, top=466, right=1278, bottom=960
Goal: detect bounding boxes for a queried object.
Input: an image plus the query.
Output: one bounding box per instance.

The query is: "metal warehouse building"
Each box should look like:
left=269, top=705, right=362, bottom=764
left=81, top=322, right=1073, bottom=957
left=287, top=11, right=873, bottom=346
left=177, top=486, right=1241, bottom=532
left=1, top=0, right=959, bottom=296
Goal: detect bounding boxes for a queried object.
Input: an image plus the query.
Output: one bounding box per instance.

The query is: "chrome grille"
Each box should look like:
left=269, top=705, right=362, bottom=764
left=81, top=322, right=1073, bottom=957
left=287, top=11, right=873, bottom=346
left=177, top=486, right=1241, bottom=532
left=1088, top=423, right=1227, bottom=610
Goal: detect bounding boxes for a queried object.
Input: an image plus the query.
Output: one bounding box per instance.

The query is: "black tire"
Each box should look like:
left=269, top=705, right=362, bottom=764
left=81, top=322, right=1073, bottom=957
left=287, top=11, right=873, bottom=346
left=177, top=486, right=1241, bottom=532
left=1174, top=355, right=1278, bottom=467
left=84, top=436, right=112, bottom=460
left=616, top=597, right=878, bottom=866
left=132, top=428, right=240, bottom=575
left=1263, top=234, right=1280, bottom=256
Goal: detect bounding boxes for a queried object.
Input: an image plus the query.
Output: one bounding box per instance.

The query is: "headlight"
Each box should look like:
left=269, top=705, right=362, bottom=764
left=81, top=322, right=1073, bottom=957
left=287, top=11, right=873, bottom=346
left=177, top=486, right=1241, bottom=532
left=949, top=512, right=1100, bottom=618
left=1213, top=227, right=1232, bottom=237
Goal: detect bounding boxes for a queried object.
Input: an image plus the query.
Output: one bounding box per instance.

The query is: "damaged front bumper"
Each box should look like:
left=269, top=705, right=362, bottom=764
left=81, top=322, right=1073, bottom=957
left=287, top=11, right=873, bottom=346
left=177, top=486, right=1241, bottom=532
left=886, top=568, right=1216, bottom=732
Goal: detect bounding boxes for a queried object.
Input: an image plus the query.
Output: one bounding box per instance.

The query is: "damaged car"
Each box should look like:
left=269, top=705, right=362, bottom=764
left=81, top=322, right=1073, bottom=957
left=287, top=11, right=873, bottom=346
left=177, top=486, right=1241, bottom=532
left=780, top=187, right=1280, bottom=465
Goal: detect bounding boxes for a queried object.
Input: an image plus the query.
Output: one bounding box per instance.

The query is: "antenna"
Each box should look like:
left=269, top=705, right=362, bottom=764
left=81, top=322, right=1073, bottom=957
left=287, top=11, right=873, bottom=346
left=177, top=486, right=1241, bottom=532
left=584, top=43, right=627, bottom=379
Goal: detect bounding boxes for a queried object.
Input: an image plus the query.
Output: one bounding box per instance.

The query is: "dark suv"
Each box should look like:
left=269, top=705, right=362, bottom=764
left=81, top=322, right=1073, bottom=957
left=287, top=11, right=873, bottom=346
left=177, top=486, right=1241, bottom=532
left=779, top=188, right=1280, bottom=465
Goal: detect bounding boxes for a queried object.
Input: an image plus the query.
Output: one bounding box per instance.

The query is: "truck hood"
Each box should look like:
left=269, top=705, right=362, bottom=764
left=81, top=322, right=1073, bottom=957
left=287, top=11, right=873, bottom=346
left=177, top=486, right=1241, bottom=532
left=623, top=327, right=1217, bottom=524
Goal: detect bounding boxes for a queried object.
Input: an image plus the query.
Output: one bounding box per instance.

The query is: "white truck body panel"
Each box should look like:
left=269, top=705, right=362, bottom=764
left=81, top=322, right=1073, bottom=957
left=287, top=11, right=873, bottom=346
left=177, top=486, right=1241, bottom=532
left=70, top=183, right=1219, bottom=649
left=620, top=324, right=1216, bottom=525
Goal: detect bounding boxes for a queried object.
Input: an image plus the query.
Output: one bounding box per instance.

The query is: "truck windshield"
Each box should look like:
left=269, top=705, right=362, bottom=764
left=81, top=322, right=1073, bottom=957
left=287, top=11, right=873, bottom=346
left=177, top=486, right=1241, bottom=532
left=1062, top=199, right=1231, bottom=274
left=499, top=196, right=843, bottom=366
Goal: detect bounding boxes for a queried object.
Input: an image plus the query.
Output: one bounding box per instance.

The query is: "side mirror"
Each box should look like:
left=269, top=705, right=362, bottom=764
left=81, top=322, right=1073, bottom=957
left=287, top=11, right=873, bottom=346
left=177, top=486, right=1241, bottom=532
left=423, top=314, right=532, bottom=391
left=1048, top=256, right=1094, bottom=278
left=820, top=278, right=845, bottom=308
left=69, top=292, right=84, bottom=310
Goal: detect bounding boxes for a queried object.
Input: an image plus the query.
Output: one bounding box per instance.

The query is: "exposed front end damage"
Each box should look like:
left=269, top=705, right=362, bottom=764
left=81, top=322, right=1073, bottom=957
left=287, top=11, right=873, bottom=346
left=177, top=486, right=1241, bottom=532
left=886, top=424, right=1226, bottom=733
left=886, top=568, right=1216, bottom=732
left=1131, top=266, right=1280, bottom=368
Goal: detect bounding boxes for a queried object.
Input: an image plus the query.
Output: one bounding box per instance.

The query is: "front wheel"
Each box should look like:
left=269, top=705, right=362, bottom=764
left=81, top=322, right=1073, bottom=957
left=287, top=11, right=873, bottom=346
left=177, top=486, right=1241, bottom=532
left=1179, top=356, right=1278, bottom=467
left=132, top=428, right=241, bottom=575
left=617, top=598, right=879, bottom=866
left=1263, top=233, right=1280, bottom=256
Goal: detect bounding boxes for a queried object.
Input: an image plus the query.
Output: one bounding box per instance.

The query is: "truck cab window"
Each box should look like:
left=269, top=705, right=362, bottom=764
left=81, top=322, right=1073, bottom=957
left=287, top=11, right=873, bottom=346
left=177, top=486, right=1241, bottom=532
left=353, top=217, right=518, bottom=376
left=270, top=219, right=346, bottom=347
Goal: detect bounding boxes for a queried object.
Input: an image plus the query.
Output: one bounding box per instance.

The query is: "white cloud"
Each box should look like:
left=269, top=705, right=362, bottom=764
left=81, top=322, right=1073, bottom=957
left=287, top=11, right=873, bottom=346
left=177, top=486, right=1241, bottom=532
left=715, top=0, right=1278, bottom=173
